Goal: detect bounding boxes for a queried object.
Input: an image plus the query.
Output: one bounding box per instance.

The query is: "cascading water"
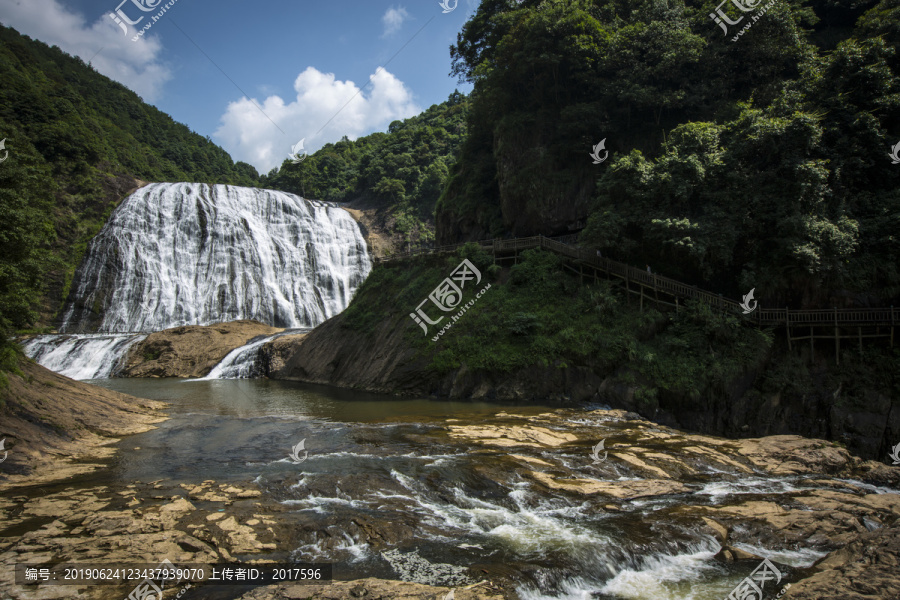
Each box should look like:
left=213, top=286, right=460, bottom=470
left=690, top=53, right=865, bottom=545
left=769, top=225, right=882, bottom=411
left=21, top=334, right=147, bottom=380
left=61, top=183, right=371, bottom=333
left=200, top=329, right=309, bottom=380
left=23, top=183, right=371, bottom=379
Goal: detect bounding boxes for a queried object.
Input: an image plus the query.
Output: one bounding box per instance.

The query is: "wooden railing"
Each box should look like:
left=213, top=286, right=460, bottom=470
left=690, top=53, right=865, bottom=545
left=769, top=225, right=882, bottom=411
left=373, top=235, right=897, bottom=329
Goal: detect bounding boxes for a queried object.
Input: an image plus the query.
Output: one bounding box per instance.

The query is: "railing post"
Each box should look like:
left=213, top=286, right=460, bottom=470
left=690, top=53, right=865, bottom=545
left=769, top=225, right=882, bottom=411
left=625, top=269, right=631, bottom=304
left=810, top=325, right=814, bottom=362
left=834, top=307, right=839, bottom=365
left=653, top=274, right=659, bottom=308
left=786, top=307, right=791, bottom=351
left=891, top=306, right=895, bottom=349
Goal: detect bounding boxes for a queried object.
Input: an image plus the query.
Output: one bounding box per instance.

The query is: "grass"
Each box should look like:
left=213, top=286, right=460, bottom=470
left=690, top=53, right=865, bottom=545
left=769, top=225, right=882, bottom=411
left=0, top=342, right=25, bottom=409
left=143, top=348, right=162, bottom=361
left=340, top=246, right=777, bottom=405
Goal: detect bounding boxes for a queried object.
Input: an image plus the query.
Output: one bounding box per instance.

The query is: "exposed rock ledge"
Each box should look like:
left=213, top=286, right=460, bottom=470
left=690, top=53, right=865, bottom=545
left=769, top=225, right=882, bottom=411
left=1, top=405, right=898, bottom=600
left=121, top=320, right=282, bottom=378
left=0, top=359, right=166, bottom=488
left=238, top=579, right=503, bottom=600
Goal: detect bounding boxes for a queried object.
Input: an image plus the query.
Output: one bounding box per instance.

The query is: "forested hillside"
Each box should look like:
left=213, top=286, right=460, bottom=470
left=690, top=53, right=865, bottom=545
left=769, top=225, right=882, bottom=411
left=438, top=0, right=900, bottom=307
left=276, top=0, right=899, bottom=459
left=265, top=92, right=468, bottom=247
left=0, top=24, right=259, bottom=331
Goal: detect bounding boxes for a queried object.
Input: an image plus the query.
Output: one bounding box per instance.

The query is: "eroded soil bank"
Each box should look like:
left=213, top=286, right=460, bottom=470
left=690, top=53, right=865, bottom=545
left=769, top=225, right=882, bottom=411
left=0, top=359, right=166, bottom=487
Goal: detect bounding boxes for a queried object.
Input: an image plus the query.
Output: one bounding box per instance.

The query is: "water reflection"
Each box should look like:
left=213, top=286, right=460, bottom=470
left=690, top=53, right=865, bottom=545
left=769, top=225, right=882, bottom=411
left=76, top=378, right=793, bottom=600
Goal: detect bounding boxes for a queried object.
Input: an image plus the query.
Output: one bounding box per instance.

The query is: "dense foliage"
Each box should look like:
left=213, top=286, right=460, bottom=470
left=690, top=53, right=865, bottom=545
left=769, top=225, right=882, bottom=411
left=343, top=247, right=774, bottom=415
left=439, top=0, right=900, bottom=306
left=0, top=24, right=259, bottom=336
left=264, top=92, right=468, bottom=245
left=340, top=246, right=897, bottom=456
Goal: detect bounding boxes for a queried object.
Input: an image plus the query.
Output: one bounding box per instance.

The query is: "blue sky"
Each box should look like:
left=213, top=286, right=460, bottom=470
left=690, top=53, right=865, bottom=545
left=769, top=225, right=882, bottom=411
left=0, top=0, right=475, bottom=173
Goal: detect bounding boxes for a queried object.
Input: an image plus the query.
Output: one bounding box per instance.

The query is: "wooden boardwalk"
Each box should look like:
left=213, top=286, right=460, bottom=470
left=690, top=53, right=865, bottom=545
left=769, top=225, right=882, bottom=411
left=374, top=235, right=897, bottom=361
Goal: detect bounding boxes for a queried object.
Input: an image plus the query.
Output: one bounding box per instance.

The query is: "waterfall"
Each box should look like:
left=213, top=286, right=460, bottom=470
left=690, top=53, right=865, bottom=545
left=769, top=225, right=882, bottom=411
left=60, top=183, right=371, bottom=333
left=24, top=183, right=370, bottom=379
left=21, top=334, right=147, bottom=380
left=200, top=329, right=308, bottom=380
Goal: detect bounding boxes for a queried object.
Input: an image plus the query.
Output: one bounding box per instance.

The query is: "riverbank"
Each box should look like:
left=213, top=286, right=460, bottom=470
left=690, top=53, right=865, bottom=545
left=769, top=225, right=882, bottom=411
left=0, top=359, right=167, bottom=488
left=260, top=247, right=900, bottom=462
left=1, top=390, right=898, bottom=599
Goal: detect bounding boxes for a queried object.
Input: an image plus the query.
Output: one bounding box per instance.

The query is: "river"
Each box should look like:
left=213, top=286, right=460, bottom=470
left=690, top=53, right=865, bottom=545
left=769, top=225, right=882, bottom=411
left=23, top=377, right=846, bottom=600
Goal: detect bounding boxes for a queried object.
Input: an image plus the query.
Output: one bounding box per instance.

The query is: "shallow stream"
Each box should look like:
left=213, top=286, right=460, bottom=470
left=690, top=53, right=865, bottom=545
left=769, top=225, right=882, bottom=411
left=24, top=378, right=837, bottom=600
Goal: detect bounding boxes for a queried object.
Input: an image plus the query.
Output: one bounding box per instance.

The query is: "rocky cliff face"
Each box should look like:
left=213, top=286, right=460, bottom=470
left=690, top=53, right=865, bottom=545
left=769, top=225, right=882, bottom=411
left=264, top=314, right=898, bottom=461
left=436, top=123, right=594, bottom=244
left=493, top=125, right=594, bottom=237
left=121, top=320, right=282, bottom=378
left=262, top=315, right=431, bottom=393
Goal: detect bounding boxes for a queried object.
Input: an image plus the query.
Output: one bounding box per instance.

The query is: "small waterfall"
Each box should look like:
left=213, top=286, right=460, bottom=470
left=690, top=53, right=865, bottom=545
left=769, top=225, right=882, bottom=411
left=21, top=334, right=147, bottom=380
left=200, top=329, right=308, bottom=380
left=60, top=183, right=371, bottom=333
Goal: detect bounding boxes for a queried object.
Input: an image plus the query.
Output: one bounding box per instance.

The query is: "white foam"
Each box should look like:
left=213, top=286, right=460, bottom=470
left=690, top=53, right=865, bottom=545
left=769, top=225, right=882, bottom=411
left=280, top=494, right=368, bottom=512
left=597, top=542, right=722, bottom=600
left=696, top=478, right=798, bottom=500
left=292, top=532, right=370, bottom=562
left=516, top=577, right=599, bottom=600
left=834, top=478, right=900, bottom=495
left=22, top=333, right=146, bottom=379
left=730, top=544, right=827, bottom=568
left=388, top=470, right=611, bottom=557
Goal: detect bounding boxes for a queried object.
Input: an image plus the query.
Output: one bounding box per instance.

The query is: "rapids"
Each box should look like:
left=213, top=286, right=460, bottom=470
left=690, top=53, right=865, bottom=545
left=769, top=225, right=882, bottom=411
left=44, top=378, right=873, bottom=600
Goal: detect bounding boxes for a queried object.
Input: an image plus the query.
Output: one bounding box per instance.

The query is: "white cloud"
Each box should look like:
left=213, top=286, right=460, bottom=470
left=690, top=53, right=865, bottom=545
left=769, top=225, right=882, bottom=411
left=0, top=0, right=172, bottom=100
left=381, top=5, right=409, bottom=37
left=214, top=66, right=420, bottom=175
